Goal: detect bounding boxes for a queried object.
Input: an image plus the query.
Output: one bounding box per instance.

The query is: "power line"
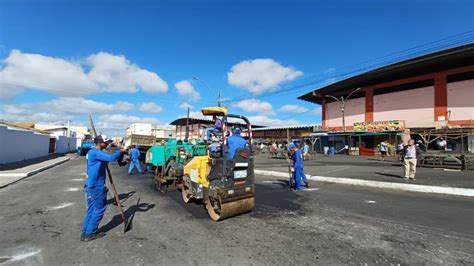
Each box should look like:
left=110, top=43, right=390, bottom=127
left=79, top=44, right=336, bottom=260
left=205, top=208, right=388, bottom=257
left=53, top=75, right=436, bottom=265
left=223, top=30, right=474, bottom=104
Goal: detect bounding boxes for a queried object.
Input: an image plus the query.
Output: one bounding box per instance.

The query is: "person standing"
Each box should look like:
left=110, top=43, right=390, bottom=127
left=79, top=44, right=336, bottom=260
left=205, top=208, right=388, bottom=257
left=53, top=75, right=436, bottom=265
left=403, top=139, right=422, bottom=180
left=396, top=140, right=404, bottom=161
left=128, top=144, right=142, bottom=175
left=379, top=141, right=388, bottom=161
left=289, top=143, right=309, bottom=191
left=303, top=142, right=310, bottom=161
left=82, top=135, right=126, bottom=241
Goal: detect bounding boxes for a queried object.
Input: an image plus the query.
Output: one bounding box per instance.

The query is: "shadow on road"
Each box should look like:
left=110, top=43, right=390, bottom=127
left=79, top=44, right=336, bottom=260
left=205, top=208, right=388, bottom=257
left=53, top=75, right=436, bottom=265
left=374, top=172, right=403, bottom=179
left=99, top=197, right=155, bottom=233
left=107, top=191, right=136, bottom=206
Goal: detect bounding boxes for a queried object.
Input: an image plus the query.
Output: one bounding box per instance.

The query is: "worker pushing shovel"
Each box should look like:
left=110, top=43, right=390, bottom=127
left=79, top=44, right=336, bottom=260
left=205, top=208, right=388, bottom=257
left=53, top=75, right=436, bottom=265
left=288, top=143, right=310, bottom=192
left=81, top=135, right=129, bottom=242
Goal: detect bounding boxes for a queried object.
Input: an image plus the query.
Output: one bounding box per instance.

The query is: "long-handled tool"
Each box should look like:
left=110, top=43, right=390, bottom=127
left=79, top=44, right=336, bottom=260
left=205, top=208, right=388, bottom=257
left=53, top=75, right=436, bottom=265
left=106, top=164, right=131, bottom=233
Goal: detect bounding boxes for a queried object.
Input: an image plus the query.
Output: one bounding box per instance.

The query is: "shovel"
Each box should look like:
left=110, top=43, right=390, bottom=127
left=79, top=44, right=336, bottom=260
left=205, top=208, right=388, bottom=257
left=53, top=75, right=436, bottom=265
left=106, top=164, right=132, bottom=233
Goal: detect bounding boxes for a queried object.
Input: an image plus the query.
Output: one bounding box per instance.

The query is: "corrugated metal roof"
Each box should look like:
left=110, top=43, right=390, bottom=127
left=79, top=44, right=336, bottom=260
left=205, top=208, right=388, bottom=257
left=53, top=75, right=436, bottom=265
left=0, top=121, right=50, bottom=135
left=252, top=124, right=322, bottom=131
left=298, top=43, right=474, bottom=104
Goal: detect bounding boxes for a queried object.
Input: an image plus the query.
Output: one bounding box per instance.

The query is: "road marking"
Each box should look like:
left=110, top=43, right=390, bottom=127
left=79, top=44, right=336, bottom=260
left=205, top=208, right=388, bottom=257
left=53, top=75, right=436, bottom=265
left=65, top=187, right=80, bottom=192
left=365, top=200, right=376, bottom=204
left=69, top=178, right=83, bottom=181
left=45, top=203, right=74, bottom=211
left=254, top=170, right=474, bottom=197
left=0, top=249, right=41, bottom=263
left=303, top=188, right=319, bottom=191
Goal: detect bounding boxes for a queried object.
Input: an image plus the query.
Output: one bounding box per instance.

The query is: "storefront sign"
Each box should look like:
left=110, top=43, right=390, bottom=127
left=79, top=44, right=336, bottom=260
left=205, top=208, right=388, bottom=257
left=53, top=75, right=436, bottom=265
left=353, top=120, right=404, bottom=132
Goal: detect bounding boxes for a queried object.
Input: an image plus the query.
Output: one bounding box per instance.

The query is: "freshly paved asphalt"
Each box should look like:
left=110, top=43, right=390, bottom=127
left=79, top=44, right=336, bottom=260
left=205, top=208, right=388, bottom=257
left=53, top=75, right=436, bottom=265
left=0, top=156, right=473, bottom=265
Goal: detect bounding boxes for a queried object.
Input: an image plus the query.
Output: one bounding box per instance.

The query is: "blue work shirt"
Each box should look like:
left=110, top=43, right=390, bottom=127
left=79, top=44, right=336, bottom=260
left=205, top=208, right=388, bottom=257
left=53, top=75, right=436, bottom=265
left=214, top=118, right=222, bottom=130
left=303, top=144, right=309, bottom=154
left=227, top=134, right=247, bottom=160
left=291, top=149, right=304, bottom=167
left=130, top=146, right=140, bottom=162
left=86, top=148, right=122, bottom=189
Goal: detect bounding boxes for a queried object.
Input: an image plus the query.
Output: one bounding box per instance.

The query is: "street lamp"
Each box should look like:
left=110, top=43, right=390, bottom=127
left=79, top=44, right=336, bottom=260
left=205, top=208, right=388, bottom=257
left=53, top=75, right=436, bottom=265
left=325, top=87, right=361, bottom=133
left=192, top=76, right=222, bottom=107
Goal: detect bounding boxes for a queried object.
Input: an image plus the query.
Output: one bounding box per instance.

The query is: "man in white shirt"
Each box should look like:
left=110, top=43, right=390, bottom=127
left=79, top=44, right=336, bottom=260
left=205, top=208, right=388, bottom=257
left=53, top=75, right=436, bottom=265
left=403, top=139, right=422, bottom=180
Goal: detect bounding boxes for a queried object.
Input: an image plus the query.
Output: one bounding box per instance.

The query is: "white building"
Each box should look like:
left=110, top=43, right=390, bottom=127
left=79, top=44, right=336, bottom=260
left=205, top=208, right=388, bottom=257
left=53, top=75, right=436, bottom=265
left=152, top=127, right=176, bottom=140
left=34, top=124, right=89, bottom=139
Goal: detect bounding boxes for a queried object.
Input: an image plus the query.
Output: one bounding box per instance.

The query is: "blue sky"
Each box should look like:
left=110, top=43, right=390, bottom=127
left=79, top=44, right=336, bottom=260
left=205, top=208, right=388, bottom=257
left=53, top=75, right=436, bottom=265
left=0, top=0, right=473, bottom=136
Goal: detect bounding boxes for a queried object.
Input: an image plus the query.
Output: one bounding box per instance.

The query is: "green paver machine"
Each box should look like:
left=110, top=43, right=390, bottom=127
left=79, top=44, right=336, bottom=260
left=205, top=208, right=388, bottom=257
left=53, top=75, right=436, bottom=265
left=146, top=139, right=208, bottom=192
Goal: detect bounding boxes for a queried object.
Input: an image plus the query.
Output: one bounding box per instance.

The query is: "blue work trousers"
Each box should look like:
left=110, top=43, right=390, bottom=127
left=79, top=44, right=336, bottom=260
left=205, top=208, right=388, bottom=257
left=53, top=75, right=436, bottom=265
left=293, top=166, right=304, bottom=191
left=206, top=128, right=220, bottom=140
left=82, top=187, right=107, bottom=236
left=128, top=160, right=142, bottom=174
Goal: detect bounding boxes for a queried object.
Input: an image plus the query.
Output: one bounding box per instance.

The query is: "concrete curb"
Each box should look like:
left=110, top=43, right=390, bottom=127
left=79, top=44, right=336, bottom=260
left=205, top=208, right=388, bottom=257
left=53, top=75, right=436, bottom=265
left=254, top=169, right=474, bottom=197
left=0, top=157, right=71, bottom=188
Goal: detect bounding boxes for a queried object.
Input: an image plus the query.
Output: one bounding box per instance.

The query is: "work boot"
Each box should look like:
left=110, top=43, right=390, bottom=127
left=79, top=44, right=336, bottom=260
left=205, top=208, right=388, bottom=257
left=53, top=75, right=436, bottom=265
left=83, top=232, right=106, bottom=242
left=80, top=234, right=85, bottom=241
left=304, top=183, right=310, bottom=189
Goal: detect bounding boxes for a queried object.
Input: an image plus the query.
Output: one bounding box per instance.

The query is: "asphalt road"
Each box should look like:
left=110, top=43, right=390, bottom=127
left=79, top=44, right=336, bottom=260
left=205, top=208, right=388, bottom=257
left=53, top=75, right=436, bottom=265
left=0, top=156, right=473, bottom=265
left=255, top=153, right=474, bottom=188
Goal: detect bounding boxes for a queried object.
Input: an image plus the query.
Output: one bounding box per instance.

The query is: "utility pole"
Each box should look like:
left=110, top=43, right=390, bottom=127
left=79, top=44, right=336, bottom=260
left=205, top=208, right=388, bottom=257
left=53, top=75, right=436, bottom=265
left=193, top=76, right=221, bottom=107
left=325, top=87, right=361, bottom=133
left=185, top=107, right=190, bottom=141
left=67, top=120, right=71, bottom=137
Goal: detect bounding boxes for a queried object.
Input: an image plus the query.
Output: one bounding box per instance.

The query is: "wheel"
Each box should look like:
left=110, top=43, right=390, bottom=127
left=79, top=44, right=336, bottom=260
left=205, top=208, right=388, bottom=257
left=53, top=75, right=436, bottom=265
left=181, top=184, right=191, bottom=203
left=206, top=196, right=255, bottom=222
left=154, top=171, right=167, bottom=194
left=206, top=197, right=221, bottom=221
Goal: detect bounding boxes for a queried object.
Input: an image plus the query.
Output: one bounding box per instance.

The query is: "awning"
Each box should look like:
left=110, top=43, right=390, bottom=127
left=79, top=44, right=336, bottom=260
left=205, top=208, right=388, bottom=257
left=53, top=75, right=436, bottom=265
left=305, top=133, right=328, bottom=137
left=352, top=132, right=389, bottom=137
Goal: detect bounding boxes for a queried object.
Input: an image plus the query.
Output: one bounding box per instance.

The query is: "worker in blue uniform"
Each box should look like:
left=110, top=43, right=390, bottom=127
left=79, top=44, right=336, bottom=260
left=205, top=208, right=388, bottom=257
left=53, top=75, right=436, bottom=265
left=128, top=144, right=142, bottom=175
left=226, top=127, right=247, bottom=160
left=289, top=143, right=309, bottom=191
left=81, top=135, right=126, bottom=241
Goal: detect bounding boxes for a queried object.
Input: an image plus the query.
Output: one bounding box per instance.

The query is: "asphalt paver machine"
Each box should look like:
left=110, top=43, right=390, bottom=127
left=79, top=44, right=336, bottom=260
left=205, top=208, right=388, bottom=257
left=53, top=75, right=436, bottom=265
left=146, top=107, right=255, bottom=221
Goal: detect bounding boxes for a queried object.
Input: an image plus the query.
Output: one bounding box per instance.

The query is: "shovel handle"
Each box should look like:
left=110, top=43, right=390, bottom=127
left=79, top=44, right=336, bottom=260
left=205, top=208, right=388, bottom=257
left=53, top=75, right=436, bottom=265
left=106, top=164, right=126, bottom=222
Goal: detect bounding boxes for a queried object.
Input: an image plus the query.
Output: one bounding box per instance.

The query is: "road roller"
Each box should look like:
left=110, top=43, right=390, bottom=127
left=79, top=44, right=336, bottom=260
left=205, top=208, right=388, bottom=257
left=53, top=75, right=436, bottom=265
left=146, top=107, right=255, bottom=221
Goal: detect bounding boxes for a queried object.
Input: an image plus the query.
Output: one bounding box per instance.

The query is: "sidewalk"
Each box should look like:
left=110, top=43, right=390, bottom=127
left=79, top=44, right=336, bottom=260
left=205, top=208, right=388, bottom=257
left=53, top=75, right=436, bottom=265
left=254, top=154, right=474, bottom=197
left=0, top=155, right=73, bottom=188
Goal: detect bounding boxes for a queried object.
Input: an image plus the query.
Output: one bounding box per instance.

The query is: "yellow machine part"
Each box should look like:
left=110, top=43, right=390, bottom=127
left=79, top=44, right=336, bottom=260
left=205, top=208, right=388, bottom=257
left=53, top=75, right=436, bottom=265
left=201, top=106, right=228, bottom=116
left=183, top=156, right=210, bottom=188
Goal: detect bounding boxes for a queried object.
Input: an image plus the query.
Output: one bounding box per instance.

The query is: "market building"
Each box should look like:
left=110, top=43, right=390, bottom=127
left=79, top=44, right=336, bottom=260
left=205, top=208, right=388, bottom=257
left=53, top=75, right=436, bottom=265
left=169, top=117, right=264, bottom=140
left=298, top=44, right=474, bottom=156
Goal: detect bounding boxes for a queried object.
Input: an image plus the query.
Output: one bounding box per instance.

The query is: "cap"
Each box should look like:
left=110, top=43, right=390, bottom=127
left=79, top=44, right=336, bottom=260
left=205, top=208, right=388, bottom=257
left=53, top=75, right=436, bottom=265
left=288, top=143, right=296, bottom=149
left=233, top=127, right=241, bottom=134
left=94, top=135, right=113, bottom=145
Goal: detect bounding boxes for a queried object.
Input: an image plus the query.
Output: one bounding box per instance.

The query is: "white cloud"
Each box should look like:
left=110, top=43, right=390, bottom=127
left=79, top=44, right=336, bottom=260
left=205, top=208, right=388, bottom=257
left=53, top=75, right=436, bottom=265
left=0, top=97, right=135, bottom=125
left=175, top=80, right=200, bottom=101
left=227, top=58, right=303, bottom=94
left=177, top=110, right=207, bottom=120
left=247, top=115, right=300, bottom=127
left=279, top=104, right=309, bottom=113
left=95, top=114, right=162, bottom=137
left=232, top=99, right=275, bottom=115
left=310, top=107, right=322, bottom=116
left=0, top=50, right=97, bottom=98
left=1, top=103, right=74, bottom=123
left=179, top=102, right=194, bottom=110
left=0, top=50, right=168, bottom=99
left=44, top=97, right=134, bottom=113
left=87, top=52, right=168, bottom=94
left=139, top=102, right=162, bottom=113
